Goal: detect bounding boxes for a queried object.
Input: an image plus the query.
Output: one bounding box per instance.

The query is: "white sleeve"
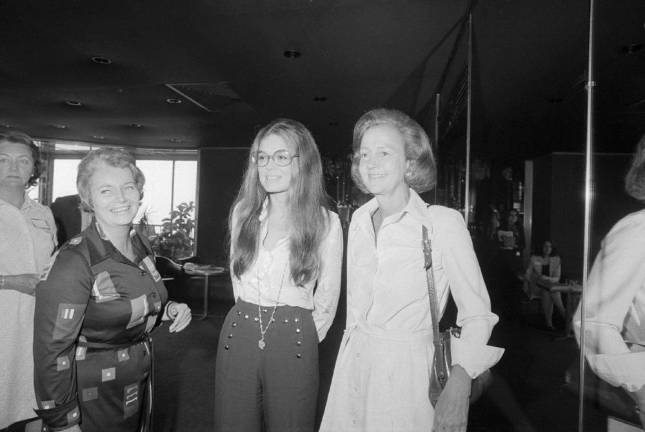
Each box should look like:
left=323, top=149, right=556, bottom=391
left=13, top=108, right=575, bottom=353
left=312, top=212, right=343, bottom=342
left=573, top=213, right=645, bottom=391
left=435, top=207, right=504, bottom=379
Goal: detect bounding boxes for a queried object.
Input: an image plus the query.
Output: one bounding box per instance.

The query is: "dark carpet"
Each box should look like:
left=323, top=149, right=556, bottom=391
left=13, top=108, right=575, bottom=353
left=151, top=277, right=614, bottom=432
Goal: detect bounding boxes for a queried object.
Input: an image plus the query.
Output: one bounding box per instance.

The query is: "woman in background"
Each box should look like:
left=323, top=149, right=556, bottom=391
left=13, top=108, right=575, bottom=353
left=34, top=148, right=191, bottom=432
left=574, top=135, right=645, bottom=428
left=523, top=240, right=565, bottom=330
left=0, top=130, right=56, bottom=432
left=320, top=108, right=502, bottom=432
left=214, top=119, right=343, bottom=432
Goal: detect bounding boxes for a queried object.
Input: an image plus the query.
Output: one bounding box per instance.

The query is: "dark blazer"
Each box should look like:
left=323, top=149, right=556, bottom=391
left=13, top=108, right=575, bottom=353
left=50, top=194, right=83, bottom=246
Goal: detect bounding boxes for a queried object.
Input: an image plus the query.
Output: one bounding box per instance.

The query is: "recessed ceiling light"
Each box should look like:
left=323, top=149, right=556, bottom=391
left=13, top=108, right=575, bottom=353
left=328, top=121, right=339, bottom=126
left=91, top=56, right=112, bottom=65
left=283, top=49, right=302, bottom=59
left=1, top=123, right=12, bottom=128
left=92, top=135, right=105, bottom=140
left=313, top=96, right=328, bottom=102
left=169, top=138, right=184, bottom=144
left=165, top=98, right=182, bottom=104
left=51, top=124, right=69, bottom=129
left=65, top=100, right=82, bottom=107
left=129, top=123, right=143, bottom=128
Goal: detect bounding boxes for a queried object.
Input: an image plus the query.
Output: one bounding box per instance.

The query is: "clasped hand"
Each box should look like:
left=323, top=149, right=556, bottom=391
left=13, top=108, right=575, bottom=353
left=163, top=302, right=192, bottom=333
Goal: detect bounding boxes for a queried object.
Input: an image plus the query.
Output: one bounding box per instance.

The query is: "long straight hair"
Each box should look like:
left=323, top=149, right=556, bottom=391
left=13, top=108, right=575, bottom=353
left=230, top=118, right=330, bottom=286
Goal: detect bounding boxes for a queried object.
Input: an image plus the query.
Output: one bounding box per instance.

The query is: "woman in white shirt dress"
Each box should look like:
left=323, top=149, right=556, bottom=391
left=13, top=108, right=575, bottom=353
left=574, top=134, right=645, bottom=428
left=320, top=108, right=503, bottom=432
left=214, top=118, right=343, bottom=432
left=0, top=130, right=56, bottom=432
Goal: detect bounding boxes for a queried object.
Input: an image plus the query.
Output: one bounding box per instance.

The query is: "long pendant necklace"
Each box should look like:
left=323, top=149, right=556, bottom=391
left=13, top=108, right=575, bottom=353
left=257, top=261, right=288, bottom=350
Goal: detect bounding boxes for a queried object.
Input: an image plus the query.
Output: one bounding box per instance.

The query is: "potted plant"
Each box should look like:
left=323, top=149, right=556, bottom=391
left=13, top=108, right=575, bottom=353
left=149, top=201, right=196, bottom=260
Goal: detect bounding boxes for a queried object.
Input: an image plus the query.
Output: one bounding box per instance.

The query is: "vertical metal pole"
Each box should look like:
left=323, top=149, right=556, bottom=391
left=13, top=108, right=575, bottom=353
left=434, top=93, right=441, bottom=204
left=464, top=12, right=473, bottom=223
left=170, top=160, right=176, bottom=235
left=578, top=0, right=596, bottom=430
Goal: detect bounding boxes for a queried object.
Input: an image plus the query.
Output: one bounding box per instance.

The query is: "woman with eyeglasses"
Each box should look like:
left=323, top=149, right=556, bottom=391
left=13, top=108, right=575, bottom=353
left=213, top=118, right=343, bottom=432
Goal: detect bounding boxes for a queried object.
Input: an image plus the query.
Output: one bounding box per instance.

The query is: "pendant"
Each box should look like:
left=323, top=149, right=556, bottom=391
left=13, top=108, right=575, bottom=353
left=258, top=339, right=266, bottom=350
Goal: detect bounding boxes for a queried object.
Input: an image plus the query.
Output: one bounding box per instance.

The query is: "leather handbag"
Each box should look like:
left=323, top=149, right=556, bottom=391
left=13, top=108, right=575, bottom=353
left=423, top=225, right=489, bottom=407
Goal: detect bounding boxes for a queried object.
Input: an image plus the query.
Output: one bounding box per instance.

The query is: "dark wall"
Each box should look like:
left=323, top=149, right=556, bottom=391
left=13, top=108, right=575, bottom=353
left=196, top=148, right=248, bottom=265
left=531, top=152, right=640, bottom=280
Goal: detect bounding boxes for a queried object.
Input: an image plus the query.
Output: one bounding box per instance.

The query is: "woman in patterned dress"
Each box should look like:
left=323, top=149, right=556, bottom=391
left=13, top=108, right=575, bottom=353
left=34, top=148, right=192, bottom=432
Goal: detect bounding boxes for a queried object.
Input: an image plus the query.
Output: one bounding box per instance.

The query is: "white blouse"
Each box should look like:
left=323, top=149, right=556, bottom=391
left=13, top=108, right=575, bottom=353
left=346, top=189, right=503, bottom=378
left=574, top=209, right=645, bottom=392
left=231, top=203, right=343, bottom=342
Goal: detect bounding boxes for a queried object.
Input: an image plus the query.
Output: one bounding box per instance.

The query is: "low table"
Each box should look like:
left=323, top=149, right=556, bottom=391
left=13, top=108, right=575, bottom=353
left=183, top=264, right=227, bottom=320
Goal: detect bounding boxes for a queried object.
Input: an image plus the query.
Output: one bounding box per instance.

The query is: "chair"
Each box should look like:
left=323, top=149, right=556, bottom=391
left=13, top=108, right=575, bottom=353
left=155, top=256, right=185, bottom=280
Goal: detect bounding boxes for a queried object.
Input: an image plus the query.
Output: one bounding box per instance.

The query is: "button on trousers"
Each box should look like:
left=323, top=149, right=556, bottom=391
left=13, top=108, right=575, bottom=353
left=214, top=300, right=319, bottom=432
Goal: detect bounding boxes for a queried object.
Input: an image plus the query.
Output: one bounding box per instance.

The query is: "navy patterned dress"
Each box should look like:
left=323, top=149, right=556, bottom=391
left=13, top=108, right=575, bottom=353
left=34, top=222, right=168, bottom=432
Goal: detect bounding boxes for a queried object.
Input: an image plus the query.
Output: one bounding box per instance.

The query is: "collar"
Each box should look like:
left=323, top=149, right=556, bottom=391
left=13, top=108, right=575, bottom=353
left=84, top=220, right=149, bottom=266
left=0, top=191, right=36, bottom=211
left=359, top=188, right=430, bottom=227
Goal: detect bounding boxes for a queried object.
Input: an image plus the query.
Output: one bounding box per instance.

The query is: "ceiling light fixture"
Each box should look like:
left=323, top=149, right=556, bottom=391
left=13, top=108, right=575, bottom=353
left=91, top=56, right=112, bottom=65
left=65, top=100, right=82, bottom=107
left=313, top=96, right=328, bottom=102
left=92, top=135, right=105, bottom=140
left=169, top=138, right=184, bottom=144
left=51, top=124, right=68, bottom=129
left=283, top=49, right=302, bottom=59
left=130, top=123, right=143, bottom=128
left=165, top=98, right=182, bottom=104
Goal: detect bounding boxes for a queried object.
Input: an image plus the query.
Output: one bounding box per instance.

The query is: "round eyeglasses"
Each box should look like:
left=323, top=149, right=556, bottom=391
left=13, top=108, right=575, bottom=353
left=251, top=150, right=299, bottom=167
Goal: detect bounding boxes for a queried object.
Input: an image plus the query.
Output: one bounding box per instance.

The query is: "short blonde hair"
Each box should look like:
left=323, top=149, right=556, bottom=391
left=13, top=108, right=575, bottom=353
left=77, top=147, right=145, bottom=211
left=351, top=108, right=436, bottom=194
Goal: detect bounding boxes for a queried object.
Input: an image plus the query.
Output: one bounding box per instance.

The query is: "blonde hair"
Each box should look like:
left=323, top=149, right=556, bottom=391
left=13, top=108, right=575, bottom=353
left=351, top=108, right=436, bottom=194
left=77, top=147, right=145, bottom=211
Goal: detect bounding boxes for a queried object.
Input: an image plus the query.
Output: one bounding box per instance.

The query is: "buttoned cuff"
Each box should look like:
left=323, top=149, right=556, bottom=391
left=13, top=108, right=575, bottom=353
left=587, top=351, right=645, bottom=392
left=450, top=335, right=505, bottom=379
left=35, top=399, right=81, bottom=431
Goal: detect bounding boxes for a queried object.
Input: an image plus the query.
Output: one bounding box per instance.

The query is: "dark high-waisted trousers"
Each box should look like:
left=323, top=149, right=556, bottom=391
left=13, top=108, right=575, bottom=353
left=214, top=300, right=319, bottom=432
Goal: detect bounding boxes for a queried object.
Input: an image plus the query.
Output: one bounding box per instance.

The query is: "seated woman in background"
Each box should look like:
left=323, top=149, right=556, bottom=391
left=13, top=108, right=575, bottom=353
left=34, top=148, right=192, bottom=432
left=574, top=135, right=645, bottom=428
left=214, top=119, right=343, bottom=432
left=0, top=130, right=56, bottom=432
left=523, top=240, right=565, bottom=330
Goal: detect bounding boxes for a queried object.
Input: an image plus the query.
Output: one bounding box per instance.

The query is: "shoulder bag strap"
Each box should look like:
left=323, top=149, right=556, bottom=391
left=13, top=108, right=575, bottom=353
left=422, top=225, right=442, bottom=344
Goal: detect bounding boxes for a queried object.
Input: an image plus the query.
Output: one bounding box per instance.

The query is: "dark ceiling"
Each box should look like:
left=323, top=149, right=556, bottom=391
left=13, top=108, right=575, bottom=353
left=0, top=0, right=644, bottom=159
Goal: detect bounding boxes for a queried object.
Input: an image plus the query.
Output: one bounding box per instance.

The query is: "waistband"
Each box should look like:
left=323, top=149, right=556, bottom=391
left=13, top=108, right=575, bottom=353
left=79, top=334, right=151, bottom=351
left=353, top=321, right=433, bottom=344
left=235, top=299, right=312, bottom=315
